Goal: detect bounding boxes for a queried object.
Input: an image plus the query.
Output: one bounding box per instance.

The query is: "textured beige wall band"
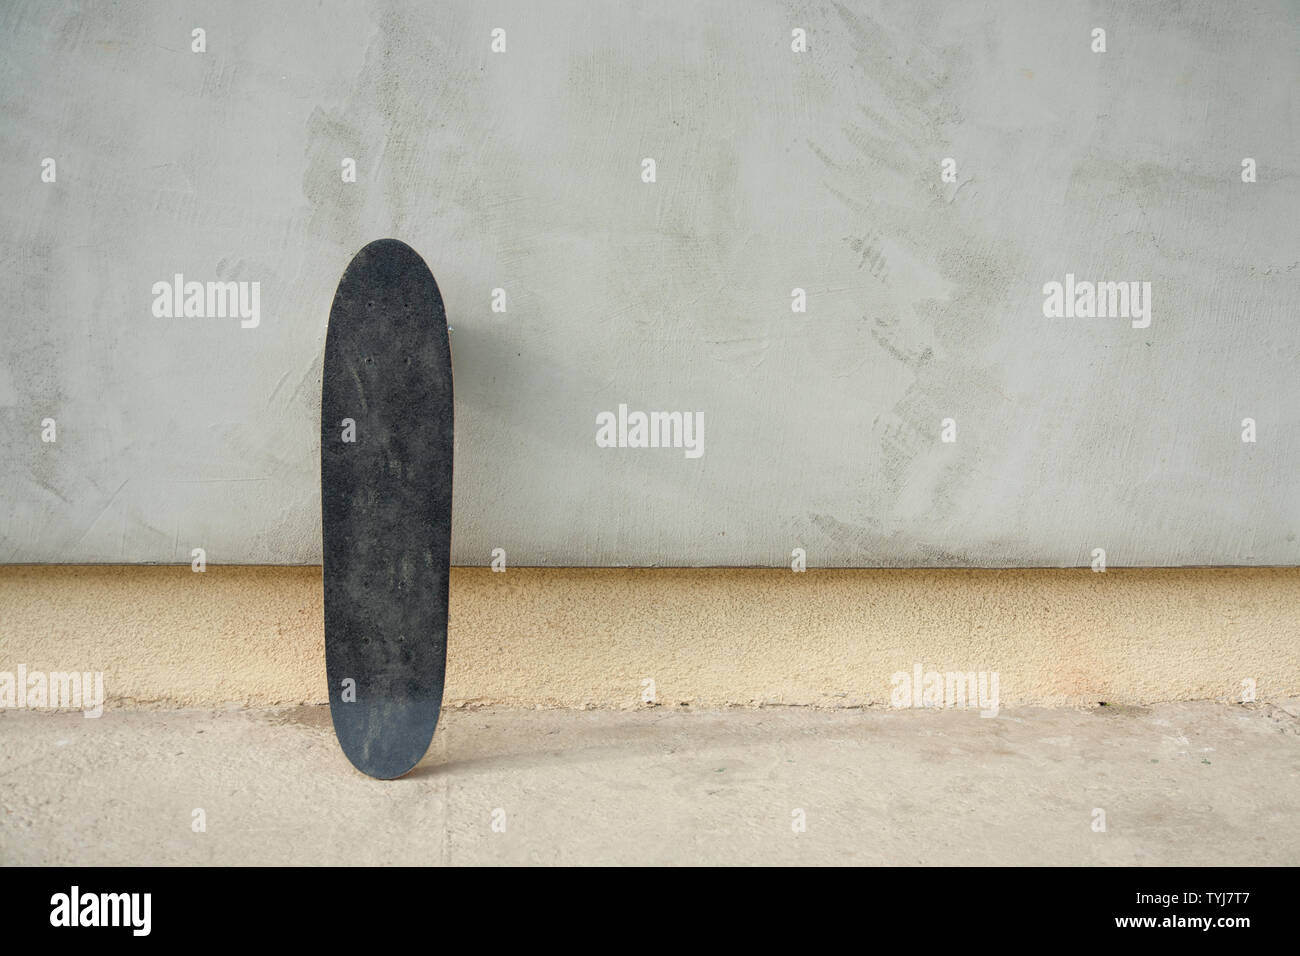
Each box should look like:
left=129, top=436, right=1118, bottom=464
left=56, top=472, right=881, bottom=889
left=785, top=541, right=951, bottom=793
left=1, top=566, right=1297, bottom=709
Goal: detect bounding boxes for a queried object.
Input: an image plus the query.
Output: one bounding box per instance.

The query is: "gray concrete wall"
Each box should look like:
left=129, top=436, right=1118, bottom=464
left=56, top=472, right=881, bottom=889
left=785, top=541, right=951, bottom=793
left=1, top=0, right=1296, bottom=567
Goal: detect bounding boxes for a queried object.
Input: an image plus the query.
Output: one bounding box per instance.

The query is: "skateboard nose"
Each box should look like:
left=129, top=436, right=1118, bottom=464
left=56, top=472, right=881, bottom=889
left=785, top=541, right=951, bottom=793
left=356, top=238, right=426, bottom=285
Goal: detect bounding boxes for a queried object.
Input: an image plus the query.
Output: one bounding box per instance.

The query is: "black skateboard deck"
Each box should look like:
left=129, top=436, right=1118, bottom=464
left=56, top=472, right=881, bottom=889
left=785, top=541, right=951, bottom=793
left=321, top=239, right=453, bottom=779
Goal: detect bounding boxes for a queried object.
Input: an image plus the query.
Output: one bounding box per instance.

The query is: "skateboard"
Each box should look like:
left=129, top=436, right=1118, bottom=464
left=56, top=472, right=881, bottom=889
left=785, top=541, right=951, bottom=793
left=321, top=239, right=453, bottom=779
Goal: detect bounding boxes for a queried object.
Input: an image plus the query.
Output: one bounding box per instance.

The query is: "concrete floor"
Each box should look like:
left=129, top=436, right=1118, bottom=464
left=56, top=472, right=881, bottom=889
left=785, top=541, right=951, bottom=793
left=2, top=701, right=1298, bottom=866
